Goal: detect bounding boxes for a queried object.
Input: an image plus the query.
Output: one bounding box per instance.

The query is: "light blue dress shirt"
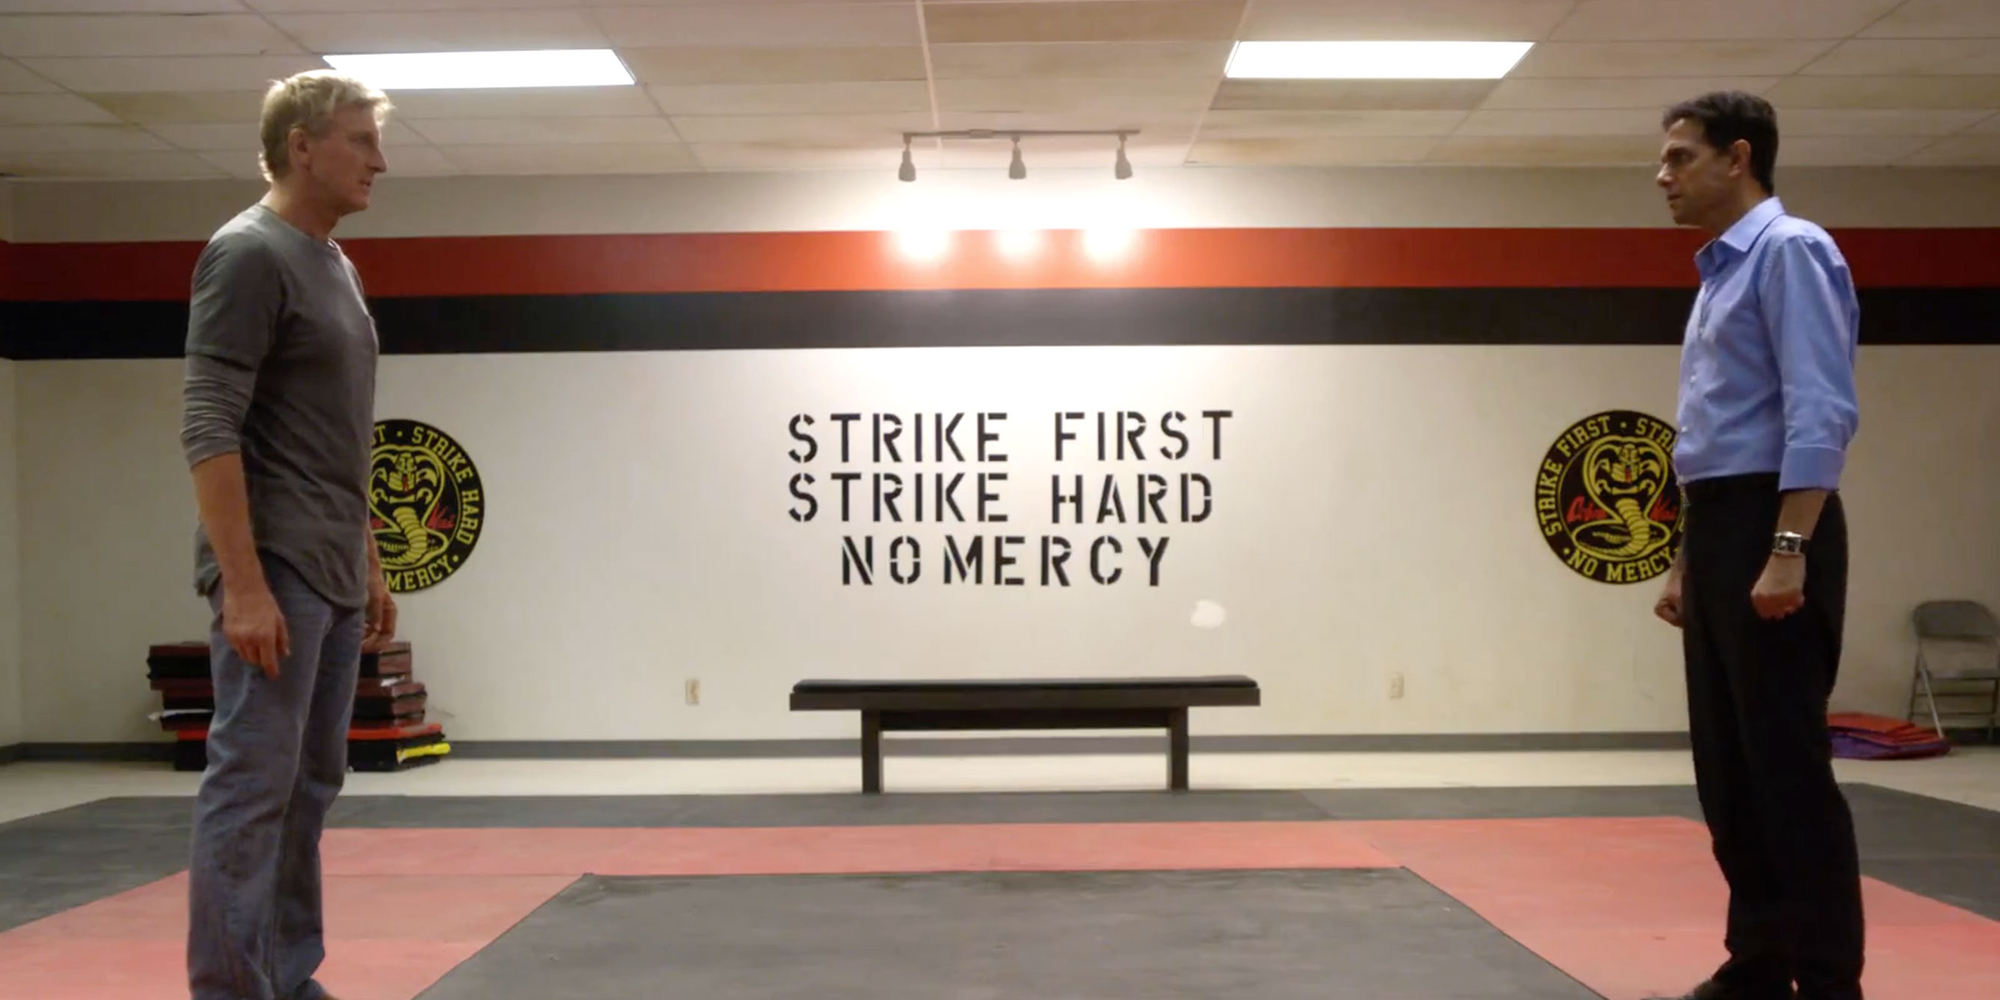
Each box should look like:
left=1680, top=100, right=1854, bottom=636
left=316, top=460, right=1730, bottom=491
left=1674, top=196, right=1860, bottom=493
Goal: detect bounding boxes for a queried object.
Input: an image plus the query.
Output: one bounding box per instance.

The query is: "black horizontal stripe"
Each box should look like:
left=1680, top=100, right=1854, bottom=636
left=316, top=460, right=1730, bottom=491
left=4, top=287, right=1995, bottom=360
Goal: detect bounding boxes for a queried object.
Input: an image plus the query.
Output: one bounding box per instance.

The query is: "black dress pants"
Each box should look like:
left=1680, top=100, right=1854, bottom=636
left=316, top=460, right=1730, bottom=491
left=1681, top=473, right=1864, bottom=1000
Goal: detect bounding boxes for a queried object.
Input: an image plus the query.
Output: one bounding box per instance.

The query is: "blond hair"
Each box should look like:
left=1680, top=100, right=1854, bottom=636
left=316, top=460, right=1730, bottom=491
left=259, top=70, right=393, bottom=180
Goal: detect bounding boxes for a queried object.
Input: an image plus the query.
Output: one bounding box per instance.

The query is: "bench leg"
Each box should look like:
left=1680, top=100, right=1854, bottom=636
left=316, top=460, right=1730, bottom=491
left=862, top=710, right=883, bottom=794
left=1168, top=707, right=1189, bottom=792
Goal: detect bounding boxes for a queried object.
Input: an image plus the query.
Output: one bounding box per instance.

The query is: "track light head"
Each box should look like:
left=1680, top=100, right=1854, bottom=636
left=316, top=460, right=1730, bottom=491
left=1008, top=135, right=1026, bottom=180
left=898, top=135, right=915, bottom=182
left=1114, top=134, right=1132, bottom=180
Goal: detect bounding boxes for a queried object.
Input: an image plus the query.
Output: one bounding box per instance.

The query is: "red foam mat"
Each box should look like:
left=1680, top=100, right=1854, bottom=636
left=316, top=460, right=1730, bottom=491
left=5, top=819, right=1996, bottom=1000
left=1348, top=816, right=2000, bottom=1000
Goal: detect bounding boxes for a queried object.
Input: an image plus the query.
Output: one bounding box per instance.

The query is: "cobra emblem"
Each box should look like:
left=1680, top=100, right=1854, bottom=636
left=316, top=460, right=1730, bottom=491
left=1576, top=437, right=1671, bottom=560
left=370, top=446, right=450, bottom=571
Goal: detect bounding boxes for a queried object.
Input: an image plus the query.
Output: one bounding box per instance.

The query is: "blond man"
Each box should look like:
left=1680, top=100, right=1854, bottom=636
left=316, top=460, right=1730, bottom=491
left=179, top=70, right=398, bottom=1000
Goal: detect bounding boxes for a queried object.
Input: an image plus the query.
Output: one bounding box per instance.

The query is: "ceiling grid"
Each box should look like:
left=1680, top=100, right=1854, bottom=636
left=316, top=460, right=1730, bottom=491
left=0, top=0, right=1991, bottom=180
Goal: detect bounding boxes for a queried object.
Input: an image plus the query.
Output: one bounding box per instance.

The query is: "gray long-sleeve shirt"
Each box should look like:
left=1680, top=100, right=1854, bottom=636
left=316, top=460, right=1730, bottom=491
left=181, top=203, right=379, bottom=610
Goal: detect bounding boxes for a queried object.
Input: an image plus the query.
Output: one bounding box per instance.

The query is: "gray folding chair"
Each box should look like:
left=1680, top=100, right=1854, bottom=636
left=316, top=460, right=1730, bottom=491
left=1908, top=600, right=2000, bottom=742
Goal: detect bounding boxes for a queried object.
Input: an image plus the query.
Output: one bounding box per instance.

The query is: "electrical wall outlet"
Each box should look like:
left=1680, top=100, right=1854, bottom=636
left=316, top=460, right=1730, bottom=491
left=1388, top=673, right=1405, bottom=700
left=685, top=679, right=700, bottom=705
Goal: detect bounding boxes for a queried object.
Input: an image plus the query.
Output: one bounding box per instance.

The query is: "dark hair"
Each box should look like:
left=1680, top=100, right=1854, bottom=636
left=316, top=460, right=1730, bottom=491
left=1662, top=90, right=1778, bottom=194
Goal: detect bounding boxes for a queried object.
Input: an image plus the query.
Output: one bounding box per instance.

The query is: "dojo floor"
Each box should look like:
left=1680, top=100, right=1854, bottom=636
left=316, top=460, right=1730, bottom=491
left=3, top=749, right=1998, bottom=999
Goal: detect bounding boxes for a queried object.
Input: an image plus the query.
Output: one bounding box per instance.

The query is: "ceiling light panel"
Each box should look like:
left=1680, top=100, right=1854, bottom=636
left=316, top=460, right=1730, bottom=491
left=322, top=49, right=634, bottom=91
left=1225, top=41, right=1535, bottom=79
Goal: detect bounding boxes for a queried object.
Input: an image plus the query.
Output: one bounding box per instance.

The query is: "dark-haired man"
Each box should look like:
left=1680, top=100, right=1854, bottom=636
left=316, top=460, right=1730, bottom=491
left=1649, top=90, right=1864, bottom=1000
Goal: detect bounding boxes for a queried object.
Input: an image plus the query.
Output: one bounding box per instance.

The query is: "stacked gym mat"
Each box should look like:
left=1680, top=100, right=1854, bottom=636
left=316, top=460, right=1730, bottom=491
left=1828, top=711, right=1952, bottom=760
left=146, top=640, right=451, bottom=772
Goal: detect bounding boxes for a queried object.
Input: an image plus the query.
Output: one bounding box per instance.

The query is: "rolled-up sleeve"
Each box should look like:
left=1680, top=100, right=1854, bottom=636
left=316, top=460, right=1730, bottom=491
left=180, top=234, right=281, bottom=468
left=1758, top=233, right=1860, bottom=492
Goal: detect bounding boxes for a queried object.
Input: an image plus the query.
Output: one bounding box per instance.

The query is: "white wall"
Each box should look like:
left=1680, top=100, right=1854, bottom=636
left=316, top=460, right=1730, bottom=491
left=7, top=165, right=2000, bottom=747
left=0, top=358, right=18, bottom=751
left=1, top=184, right=20, bottom=749
left=11, top=343, right=1999, bottom=745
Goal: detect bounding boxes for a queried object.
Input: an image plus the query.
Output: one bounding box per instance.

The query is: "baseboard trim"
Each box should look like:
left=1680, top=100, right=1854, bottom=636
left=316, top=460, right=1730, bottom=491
left=9, top=742, right=176, bottom=762
left=434, top=731, right=1698, bottom=758
left=3, top=732, right=1698, bottom=763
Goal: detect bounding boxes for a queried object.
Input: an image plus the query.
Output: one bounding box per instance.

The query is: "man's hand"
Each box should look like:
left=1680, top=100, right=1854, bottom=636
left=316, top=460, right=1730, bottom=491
left=1751, top=554, right=1806, bottom=619
left=1654, top=546, right=1686, bottom=628
left=363, top=576, right=397, bottom=652
left=1655, top=569, right=1685, bottom=628
left=223, top=583, right=289, bottom=677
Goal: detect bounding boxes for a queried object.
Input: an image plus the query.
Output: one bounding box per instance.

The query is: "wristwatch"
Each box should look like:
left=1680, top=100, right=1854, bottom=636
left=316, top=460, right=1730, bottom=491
left=1771, top=531, right=1807, bottom=556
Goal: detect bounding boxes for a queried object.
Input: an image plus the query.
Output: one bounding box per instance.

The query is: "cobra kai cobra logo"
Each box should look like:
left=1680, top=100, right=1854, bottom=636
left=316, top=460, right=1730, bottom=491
left=1534, top=410, right=1684, bottom=584
left=369, top=419, right=484, bottom=594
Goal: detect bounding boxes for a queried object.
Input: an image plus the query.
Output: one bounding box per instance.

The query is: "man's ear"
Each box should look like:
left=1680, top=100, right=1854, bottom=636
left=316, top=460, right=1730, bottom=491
left=287, top=125, right=311, bottom=172
left=1728, top=138, right=1752, bottom=180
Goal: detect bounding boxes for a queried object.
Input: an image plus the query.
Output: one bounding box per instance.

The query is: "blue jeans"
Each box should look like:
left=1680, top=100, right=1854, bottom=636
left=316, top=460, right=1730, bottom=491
left=187, top=554, right=363, bottom=1000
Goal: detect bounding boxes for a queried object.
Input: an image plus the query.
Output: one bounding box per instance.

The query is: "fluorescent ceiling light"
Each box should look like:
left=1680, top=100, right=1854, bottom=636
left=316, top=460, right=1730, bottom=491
left=322, top=49, right=634, bottom=90
left=1224, top=40, right=1534, bottom=79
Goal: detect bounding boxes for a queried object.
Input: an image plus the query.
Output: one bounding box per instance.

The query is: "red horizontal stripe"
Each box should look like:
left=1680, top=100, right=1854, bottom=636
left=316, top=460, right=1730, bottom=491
left=4, top=227, right=1996, bottom=302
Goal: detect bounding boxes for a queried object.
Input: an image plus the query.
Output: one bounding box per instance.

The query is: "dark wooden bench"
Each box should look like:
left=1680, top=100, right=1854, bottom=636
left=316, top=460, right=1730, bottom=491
left=789, top=675, right=1260, bottom=793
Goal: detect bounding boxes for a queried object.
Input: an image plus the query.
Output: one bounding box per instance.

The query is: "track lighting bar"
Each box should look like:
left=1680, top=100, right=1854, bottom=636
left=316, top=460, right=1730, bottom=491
left=897, top=129, right=1141, bottom=182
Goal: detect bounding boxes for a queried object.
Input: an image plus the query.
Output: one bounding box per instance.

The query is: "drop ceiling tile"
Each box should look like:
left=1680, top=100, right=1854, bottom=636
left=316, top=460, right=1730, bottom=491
left=1199, top=109, right=1467, bottom=138
left=1550, top=1, right=1901, bottom=41
left=1902, top=133, right=2000, bottom=164
left=1800, top=40, right=2000, bottom=76
left=193, top=148, right=264, bottom=179
left=1456, top=109, right=1660, bottom=136
left=1860, top=0, right=2000, bottom=39
left=1511, top=41, right=1836, bottom=78
left=595, top=4, right=920, bottom=47
left=0, top=58, right=57, bottom=92
left=1199, top=109, right=1470, bottom=138
left=618, top=46, right=928, bottom=84
left=933, top=110, right=1200, bottom=133
left=1777, top=108, right=1994, bottom=136
left=386, top=87, right=661, bottom=120
left=1239, top=0, right=1572, bottom=42
left=0, top=93, right=121, bottom=125
left=1187, top=136, right=1439, bottom=165
left=1480, top=77, right=1783, bottom=110
left=1425, top=134, right=1661, bottom=164
left=1762, top=75, right=2000, bottom=109
left=80, top=90, right=262, bottom=124
left=692, top=141, right=928, bottom=172
left=244, top=0, right=590, bottom=10
left=647, top=81, right=931, bottom=116
left=438, top=142, right=701, bottom=176
left=1209, top=79, right=1498, bottom=112
left=407, top=116, right=681, bottom=146
left=376, top=143, right=456, bottom=176
left=938, top=132, right=1187, bottom=169
left=148, top=118, right=425, bottom=151
left=0, top=149, right=224, bottom=178
left=0, top=123, right=173, bottom=152
left=923, top=1, right=1245, bottom=44
left=268, top=12, right=608, bottom=53
left=21, top=55, right=329, bottom=92
left=935, top=76, right=1219, bottom=114
left=0, top=15, right=302, bottom=58
left=0, top=2, right=243, bottom=12
left=928, top=41, right=1233, bottom=79
left=666, top=111, right=932, bottom=143
left=1776, top=134, right=1936, bottom=166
